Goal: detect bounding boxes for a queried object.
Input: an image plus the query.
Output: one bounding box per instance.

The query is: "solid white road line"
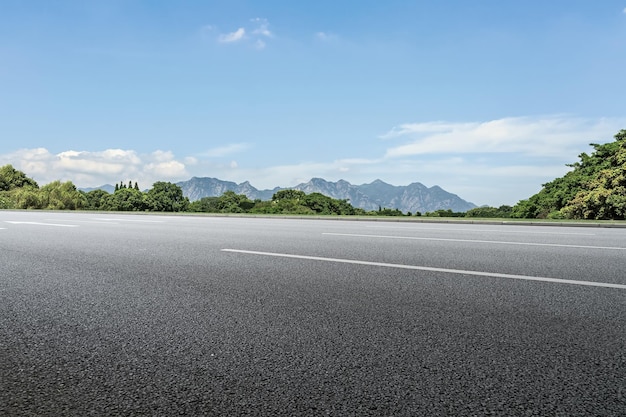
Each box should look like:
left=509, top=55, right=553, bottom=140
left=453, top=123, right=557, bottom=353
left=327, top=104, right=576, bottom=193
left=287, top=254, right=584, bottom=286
left=323, top=232, right=626, bottom=251
left=365, top=225, right=596, bottom=236
left=221, top=249, right=626, bottom=290
left=4, top=221, right=78, bottom=227
left=92, top=218, right=164, bottom=223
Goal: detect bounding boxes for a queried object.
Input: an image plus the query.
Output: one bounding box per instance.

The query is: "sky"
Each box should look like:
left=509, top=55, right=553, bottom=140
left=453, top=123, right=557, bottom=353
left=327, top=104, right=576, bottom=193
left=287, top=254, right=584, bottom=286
left=1, top=0, right=625, bottom=206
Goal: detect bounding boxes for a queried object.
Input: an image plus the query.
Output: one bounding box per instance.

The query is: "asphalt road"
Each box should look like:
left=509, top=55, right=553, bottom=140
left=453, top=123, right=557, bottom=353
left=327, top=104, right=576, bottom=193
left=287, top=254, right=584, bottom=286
left=1, top=211, right=625, bottom=416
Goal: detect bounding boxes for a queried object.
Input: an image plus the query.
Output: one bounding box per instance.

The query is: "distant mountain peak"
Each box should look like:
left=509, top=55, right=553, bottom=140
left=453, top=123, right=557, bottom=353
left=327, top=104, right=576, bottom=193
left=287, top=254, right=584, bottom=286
left=176, top=177, right=476, bottom=213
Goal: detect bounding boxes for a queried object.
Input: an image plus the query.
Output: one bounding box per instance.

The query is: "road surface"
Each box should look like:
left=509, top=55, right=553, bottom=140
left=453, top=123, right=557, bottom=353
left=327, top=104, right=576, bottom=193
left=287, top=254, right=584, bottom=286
left=1, top=211, right=625, bottom=415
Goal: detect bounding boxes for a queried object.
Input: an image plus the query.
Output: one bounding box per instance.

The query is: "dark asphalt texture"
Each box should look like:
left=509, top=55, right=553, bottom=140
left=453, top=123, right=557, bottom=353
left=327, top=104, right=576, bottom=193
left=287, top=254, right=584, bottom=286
left=1, top=212, right=625, bottom=416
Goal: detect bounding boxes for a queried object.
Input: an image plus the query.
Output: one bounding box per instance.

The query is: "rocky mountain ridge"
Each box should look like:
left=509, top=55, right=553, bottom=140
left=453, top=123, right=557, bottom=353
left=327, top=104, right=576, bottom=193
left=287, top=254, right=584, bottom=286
left=176, top=177, right=476, bottom=213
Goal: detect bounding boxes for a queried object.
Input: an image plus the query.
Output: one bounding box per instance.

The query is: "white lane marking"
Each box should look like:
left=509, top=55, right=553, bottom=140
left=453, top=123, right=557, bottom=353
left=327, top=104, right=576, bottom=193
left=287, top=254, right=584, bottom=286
left=323, top=232, right=626, bottom=251
left=92, top=218, right=164, bottom=223
left=44, top=219, right=115, bottom=224
left=365, top=225, right=595, bottom=236
left=221, top=249, right=626, bottom=290
left=4, top=221, right=78, bottom=227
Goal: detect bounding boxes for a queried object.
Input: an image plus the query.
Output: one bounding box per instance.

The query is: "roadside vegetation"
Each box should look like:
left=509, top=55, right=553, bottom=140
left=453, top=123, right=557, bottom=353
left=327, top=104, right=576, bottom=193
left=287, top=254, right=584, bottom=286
left=0, top=166, right=189, bottom=212
left=511, top=129, right=626, bottom=220
left=1, top=129, right=624, bottom=219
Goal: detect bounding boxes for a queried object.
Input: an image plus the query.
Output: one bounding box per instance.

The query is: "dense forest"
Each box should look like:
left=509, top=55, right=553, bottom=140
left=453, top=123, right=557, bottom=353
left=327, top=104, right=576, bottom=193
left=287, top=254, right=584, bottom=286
left=1, top=129, right=624, bottom=219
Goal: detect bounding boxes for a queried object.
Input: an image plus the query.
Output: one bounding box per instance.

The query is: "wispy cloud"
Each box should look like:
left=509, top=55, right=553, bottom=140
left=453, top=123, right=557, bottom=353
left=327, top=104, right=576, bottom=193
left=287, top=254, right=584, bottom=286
left=382, top=116, right=626, bottom=158
left=212, top=18, right=273, bottom=49
left=251, top=18, right=272, bottom=38
left=218, top=28, right=246, bottom=43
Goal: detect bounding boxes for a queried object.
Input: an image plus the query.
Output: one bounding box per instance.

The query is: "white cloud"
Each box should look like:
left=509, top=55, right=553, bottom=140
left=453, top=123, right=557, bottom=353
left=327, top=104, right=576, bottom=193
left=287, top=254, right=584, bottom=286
left=184, top=156, right=199, bottom=165
left=0, top=148, right=189, bottom=189
left=380, top=121, right=476, bottom=139
left=149, top=150, right=176, bottom=163
left=144, top=160, right=187, bottom=178
left=383, top=116, right=626, bottom=158
left=55, top=149, right=141, bottom=176
left=251, top=18, right=272, bottom=37
left=212, top=18, right=273, bottom=49
left=218, top=28, right=246, bottom=43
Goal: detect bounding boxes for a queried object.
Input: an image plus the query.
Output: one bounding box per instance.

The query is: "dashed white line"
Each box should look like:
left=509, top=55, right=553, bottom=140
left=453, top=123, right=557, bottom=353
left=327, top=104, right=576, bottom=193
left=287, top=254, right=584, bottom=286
left=323, top=232, right=626, bottom=251
left=221, top=249, right=626, bottom=290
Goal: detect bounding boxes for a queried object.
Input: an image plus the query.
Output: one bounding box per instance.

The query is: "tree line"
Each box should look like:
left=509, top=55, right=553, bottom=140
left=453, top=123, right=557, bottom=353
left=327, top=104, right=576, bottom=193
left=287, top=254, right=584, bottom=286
left=0, top=166, right=495, bottom=216
left=0, top=167, right=406, bottom=215
left=0, top=165, right=189, bottom=212
left=1, top=129, right=624, bottom=219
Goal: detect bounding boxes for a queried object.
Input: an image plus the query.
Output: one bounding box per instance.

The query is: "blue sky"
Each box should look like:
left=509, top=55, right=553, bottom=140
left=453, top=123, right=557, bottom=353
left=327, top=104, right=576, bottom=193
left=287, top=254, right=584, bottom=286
left=1, top=1, right=625, bottom=206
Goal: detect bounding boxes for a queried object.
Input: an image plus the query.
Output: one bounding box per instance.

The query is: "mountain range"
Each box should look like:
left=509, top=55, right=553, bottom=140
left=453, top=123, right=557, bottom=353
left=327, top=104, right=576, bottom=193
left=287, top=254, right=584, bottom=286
left=175, top=177, right=476, bottom=213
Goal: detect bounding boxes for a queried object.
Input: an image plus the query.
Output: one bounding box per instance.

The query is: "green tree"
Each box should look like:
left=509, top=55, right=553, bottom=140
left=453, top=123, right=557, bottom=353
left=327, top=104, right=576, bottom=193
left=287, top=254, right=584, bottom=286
left=302, top=192, right=355, bottom=215
left=214, top=191, right=254, bottom=213
left=0, top=164, right=38, bottom=191
left=105, top=187, right=145, bottom=211
left=39, top=181, right=86, bottom=210
left=83, top=189, right=111, bottom=210
left=188, top=196, right=221, bottom=213
left=424, top=209, right=464, bottom=217
left=272, top=189, right=307, bottom=201
left=10, top=187, right=43, bottom=209
left=513, top=129, right=626, bottom=219
left=466, top=205, right=512, bottom=218
left=560, top=132, right=626, bottom=219
left=145, top=182, right=189, bottom=212
left=249, top=199, right=281, bottom=214
left=265, top=189, right=309, bottom=214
